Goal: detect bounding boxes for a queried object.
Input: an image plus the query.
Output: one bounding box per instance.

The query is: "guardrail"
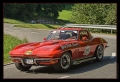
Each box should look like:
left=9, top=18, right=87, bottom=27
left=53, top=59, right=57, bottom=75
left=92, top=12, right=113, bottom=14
left=64, top=24, right=116, bottom=34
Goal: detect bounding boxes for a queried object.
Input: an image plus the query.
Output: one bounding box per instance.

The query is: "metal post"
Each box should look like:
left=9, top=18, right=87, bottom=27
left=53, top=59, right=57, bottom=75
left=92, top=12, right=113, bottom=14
left=111, top=30, right=112, bottom=34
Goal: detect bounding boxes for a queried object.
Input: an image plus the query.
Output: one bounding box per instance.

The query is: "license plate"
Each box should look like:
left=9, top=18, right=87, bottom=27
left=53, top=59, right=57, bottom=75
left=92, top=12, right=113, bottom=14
left=25, top=59, right=34, bottom=64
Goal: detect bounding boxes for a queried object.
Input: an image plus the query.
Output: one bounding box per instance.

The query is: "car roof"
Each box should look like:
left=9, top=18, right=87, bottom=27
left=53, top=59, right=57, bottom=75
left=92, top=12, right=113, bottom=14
left=56, top=27, right=86, bottom=31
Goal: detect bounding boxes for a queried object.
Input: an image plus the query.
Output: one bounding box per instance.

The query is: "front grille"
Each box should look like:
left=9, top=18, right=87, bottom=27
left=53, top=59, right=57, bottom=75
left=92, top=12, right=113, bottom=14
left=10, top=57, right=60, bottom=65
left=39, top=60, right=50, bottom=62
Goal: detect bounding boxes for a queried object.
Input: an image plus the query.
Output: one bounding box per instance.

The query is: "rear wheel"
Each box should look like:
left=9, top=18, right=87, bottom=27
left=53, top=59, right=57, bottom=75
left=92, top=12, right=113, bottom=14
left=53, top=52, right=72, bottom=72
left=94, top=45, right=104, bottom=62
left=15, top=62, right=32, bottom=71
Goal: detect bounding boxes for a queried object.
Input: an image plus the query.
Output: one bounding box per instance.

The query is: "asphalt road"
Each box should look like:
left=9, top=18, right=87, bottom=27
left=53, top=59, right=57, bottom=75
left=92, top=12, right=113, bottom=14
left=3, top=23, right=117, bottom=79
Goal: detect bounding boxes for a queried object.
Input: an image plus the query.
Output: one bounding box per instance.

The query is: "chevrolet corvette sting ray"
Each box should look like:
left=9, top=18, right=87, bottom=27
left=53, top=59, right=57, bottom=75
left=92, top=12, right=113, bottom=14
left=9, top=26, right=108, bottom=72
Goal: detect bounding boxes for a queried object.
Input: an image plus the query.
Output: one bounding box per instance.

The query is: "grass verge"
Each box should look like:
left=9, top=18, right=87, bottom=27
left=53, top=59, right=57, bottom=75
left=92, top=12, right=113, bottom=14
left=4, top=18, right=26, bottom=24
left=14, top=24, right=61, bottom=29
left=4, top=18, right=62, bottom=29
left=4, top=34, right=28, bottom=65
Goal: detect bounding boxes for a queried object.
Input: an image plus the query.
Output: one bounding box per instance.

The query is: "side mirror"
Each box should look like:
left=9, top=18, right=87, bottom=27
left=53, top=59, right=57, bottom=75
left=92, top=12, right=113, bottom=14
left=44, top=38, right=46, bottom=41
left=82, top=37, right=87, bottom=41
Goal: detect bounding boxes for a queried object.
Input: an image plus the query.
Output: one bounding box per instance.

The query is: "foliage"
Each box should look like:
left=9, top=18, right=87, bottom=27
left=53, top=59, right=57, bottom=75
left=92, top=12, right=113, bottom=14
left=104, top=4, right=117, bottom=25
left=3, top=3, right=65, bottom=21
left=4, top=34, right=28, bottom=64
left=70, top=3, right=117, bottom=25
left=58, top=10, right=72, bottom=21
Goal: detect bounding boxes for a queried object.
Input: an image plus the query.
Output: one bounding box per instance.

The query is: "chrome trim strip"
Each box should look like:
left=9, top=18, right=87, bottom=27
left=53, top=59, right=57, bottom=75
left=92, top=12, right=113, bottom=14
left=9, top=57, right=60, bottom=65
left=21, top=59, right=25, bottom=66
left=72, top=57, right=96, bottom=65
left=9, top=57, right=25, bottom=66
left=34, top=58, right=60, bottom=61
left=74, top=56, right=93, bottom=61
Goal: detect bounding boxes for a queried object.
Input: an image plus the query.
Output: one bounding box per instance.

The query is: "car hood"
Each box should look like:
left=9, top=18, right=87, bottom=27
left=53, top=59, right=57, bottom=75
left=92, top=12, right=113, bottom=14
left=9, top=40, right=79, bottom=57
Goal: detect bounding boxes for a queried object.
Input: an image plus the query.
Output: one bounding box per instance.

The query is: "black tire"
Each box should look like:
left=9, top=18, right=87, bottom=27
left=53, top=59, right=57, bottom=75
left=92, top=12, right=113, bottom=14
left=94, top=45, right=104, bottom=62
left=53, top=52, right=72, bottom=72
left=15, top=62, right=32, bottom=71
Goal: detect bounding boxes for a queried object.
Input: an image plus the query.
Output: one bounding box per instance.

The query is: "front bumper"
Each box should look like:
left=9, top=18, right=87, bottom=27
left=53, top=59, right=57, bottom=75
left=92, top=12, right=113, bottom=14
left=9, top=57, right=60, bottom=66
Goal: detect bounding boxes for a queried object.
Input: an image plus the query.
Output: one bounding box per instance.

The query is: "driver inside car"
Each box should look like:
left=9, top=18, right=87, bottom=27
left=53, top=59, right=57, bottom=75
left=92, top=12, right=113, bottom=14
left=69, top=32, right=77, bottom=39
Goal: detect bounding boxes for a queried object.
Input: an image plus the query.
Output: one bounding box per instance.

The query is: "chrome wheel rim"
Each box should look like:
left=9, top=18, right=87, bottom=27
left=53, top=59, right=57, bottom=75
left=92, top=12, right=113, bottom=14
left=97, top=45, right=103, bottom=59
left=60, top=54, right=70, bottom=69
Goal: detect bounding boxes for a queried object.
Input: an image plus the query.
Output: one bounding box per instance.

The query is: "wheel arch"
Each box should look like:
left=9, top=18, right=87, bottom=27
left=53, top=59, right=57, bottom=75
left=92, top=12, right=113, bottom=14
left=64, top=50, right=72, bottom=56
left=94, top=44, right=104, bottom=62
left=94, top=44, right=104, bottom=55
left=53, top=50, right=72, bottom=72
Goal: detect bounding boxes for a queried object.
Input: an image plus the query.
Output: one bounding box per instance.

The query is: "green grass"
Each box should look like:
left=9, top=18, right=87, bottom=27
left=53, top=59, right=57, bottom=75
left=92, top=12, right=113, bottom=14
left=4, top=34, right=28, bottom=64
left=14, top=24, right=62, bottom=29
left=4, top=18, right=62, bottom=29
left=3, top=8, right=73, bottom=29
left=4, top=18, right=26, bottom=24
left=58, top=10, right=72, bottom=21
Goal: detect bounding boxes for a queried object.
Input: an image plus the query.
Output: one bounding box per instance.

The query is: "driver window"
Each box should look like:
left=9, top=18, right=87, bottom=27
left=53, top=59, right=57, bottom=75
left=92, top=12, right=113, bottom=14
left=80, top=31, right=89, bottom=41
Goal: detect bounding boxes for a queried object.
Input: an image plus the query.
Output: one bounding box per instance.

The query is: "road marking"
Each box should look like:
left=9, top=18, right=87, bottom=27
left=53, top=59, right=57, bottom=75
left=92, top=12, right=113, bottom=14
left=58, top=76, right=70, bottom=79
left=31, top=32, right=39, bottom=34
left=110, top=52, right=116, bottom=59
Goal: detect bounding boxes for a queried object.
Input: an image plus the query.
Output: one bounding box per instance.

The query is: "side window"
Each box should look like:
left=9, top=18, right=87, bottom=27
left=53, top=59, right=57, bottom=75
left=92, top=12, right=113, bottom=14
left=88, top=32, right=93, bottom=40
left=80, top=30, right=89, bottom=41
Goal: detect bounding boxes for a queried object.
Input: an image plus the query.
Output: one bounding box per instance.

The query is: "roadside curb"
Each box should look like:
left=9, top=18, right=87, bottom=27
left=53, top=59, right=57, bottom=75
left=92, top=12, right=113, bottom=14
left=4, top=62, right=14, bottom=66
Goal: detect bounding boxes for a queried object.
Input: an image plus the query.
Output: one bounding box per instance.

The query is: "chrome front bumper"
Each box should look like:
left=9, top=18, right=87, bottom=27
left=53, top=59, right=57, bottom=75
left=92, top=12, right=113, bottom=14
left=9, top=57, right=60, bottom=66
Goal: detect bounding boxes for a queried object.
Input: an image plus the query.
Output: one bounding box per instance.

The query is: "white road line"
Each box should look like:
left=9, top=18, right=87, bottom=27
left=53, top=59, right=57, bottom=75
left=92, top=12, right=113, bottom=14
left=58, top=76, right=70, bottom=79
left=110, top=52, right=116, bottom=59
left=31, top=32, right=39, bottom=34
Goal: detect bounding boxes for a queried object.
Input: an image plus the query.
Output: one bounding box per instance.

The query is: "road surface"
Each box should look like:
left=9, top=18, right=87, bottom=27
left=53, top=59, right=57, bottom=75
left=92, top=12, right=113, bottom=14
left=3, top=23, right=117, bottom=79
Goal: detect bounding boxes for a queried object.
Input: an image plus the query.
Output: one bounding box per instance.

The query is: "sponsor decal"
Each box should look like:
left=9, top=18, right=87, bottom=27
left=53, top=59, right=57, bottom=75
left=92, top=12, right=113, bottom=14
left=61, top=43, right=79, bottom=49
left=22, top=46, right=34, bottom=50
left=83, top=46, right=91, bottom=55
left=25, top=50, right=32, bottom=55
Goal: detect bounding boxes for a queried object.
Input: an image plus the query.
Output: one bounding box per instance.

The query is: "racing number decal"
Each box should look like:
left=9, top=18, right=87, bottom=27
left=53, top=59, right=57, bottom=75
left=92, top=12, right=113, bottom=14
left=83, top=45, right=91, bottom=55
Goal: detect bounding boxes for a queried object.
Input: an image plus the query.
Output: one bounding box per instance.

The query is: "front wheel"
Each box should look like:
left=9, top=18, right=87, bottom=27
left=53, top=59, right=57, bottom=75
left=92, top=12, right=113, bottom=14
left=53, top=52, right=72, bottom=72
left=94, top=45, right=104, bottom=62
left=15, top=62, right=32, bottom=71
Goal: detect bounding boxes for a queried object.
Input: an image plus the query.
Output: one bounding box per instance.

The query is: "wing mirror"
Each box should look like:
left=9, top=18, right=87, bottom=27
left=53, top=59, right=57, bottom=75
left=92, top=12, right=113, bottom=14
left=44, top=38, right=46, bottom=41
left=82, top=37, right=87, bottom=41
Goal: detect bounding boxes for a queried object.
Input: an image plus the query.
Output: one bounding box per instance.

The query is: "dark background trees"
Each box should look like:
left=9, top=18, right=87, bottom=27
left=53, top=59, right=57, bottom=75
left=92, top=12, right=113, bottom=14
left=3, top=3, right=65, bottom=21
left=3, top=3, right=117, bottom=25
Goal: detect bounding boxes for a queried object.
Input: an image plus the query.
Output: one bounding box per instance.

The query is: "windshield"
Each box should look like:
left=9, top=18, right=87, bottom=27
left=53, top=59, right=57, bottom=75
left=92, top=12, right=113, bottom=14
left=46, top=30, right=78, bottom=40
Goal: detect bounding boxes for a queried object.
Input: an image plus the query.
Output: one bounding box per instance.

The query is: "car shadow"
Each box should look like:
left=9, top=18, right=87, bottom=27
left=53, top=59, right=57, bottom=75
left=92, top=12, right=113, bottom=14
left=26, top=56, right=117, bottom=74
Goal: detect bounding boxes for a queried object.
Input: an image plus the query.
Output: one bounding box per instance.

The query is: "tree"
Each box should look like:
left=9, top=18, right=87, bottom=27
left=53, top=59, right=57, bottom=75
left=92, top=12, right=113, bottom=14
left=104, top=3, right=117, bottom=25
left=35, top=3, right=65, bottom=19
left=70, top=3, right=117, bottom=25
left=4, top=3, right=65, bottom=21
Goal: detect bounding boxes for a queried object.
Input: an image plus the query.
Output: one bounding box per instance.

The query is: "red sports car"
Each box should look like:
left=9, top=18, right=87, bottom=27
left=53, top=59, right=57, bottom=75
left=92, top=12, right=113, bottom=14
left=9, top=26, right=108, bottom=72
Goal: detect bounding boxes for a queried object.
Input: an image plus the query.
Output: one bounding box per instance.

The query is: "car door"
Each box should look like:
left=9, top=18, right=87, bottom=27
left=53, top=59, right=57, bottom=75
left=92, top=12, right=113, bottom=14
left=78, top=30, right=94, bottom=58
